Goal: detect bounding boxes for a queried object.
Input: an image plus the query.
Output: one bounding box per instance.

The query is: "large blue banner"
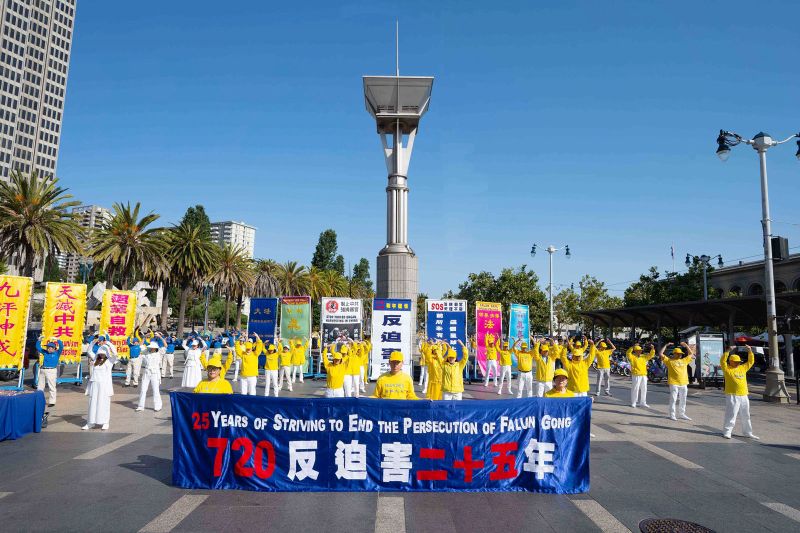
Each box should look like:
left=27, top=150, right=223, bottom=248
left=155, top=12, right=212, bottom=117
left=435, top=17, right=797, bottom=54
left=425, top=299, right=467, bottom=360
left=171, top=392, right=591, bottom=493
left=248, top=298, right=278, bottom=345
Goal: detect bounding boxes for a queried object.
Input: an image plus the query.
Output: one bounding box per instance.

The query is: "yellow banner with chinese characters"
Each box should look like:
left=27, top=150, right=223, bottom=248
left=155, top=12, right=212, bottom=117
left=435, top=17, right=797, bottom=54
left=99, top=290, right=137, bottom=360
left=0, top=275, right=34, bottom=369
left=42, top=282, right=87, bottom=364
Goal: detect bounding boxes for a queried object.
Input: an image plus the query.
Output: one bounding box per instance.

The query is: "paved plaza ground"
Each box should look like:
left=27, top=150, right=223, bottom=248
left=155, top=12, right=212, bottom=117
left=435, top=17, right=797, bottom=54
left=1, top=357, right=799, bottom=533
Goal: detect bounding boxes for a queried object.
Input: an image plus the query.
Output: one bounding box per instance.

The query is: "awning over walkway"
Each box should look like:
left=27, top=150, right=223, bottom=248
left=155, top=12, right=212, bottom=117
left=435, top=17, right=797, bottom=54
left=581, top=291, right=800, bottom=330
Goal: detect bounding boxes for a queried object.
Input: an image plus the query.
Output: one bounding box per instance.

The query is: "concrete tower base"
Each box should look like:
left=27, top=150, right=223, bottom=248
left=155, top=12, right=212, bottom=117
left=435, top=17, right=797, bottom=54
left=377, top=251, right=418, bottom=334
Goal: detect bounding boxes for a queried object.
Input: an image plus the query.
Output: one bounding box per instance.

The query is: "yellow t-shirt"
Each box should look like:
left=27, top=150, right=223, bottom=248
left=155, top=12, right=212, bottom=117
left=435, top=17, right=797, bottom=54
left=236, top=340, right=262, bottom=378
left=516, top=350, right=533, bottom=373
left=426, top=351, right=444, bottom=384
left=441, top=347, right=469, bottom=393
left=290, top=341, right=308, bottom=365
left=279, top=348, right=292, bottom=367
left=322, top=351, right=347, bottom=389
left=720, top=351, right=754, bottom=396
left=194, top=379, right=233, bottom=394
left=595, top=348, right=613, bottom=370
left=560, top=351, right=596, bottom=393
left=627, top=348, right=655, bottom=376
left=345, top=345, right=362, bottom=376
left=545, top=388, right=576, bottom=398
left=499, top=349, right=512, bottom=366
left=264, top=349, right=280, bottom=371
left=662, top=355, right=693, bottom=386
left=533, top=344, right=556, bottom=382
left=372, top=372, right=419, bottom=400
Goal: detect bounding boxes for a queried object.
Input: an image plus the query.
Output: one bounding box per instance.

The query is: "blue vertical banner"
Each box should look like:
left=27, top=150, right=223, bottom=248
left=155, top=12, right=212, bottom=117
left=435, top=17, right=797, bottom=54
left=370, top=299, right=412, bottom=380
left=425, top=299, right=467, bottom=359
left=508, top=304, right=530, bottom=347
left=248, top=298, right=279, bottom=346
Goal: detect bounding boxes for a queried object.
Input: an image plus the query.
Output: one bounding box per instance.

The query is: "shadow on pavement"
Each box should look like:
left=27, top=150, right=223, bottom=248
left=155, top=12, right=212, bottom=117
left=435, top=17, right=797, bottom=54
left=120, top=455, right=173, bottom=486
left=626, top=422, right=718, bottom=437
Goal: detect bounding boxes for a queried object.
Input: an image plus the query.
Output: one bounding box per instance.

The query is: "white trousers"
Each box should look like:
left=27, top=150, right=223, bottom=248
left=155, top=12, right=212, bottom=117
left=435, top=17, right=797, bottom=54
left=484, top=360, right=499, bottom=385
left=125, top=357, right=142, bottom=385
left=595, top=368, right=611, bottom=394
left=419, top=365, right=428, bottom=388
left=38, top=367, right=58, bottom=404
left=631, top=375, right=648, bottom=406
left=161, top=353, right=174, bottom=377
left=723, top=394, right=753, bottom=436
left=279, top=367, right=293, bottom=391
left=264, top=370, right=279, bottom=397
left=535, top=381, right=553, bottom=397
left=232, top=359, right=240, bottom=381
left=575, top=392, right=588, bottom=397
left=443, top=392, right=463, bottom=400
left=344, top=375, right=360, bottom=398
left=669, top=385, right=688, bottom=418
left=360, top=367, right=367, bottom=391
left=326, top=388, right=345, bottom=398
left=291, top=364, right=304, bottom=383
left=137, top=374, right=162, bottom=411
left=240, top=376, right=257, bottom=395
left=517, top=371, right=534, bottom=398
left=498, top=365, right=513, bottom=393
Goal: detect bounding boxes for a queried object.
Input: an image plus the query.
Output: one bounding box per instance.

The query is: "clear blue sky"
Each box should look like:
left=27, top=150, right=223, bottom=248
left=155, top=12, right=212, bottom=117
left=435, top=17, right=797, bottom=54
left=59, top=1, right=800, bottom=298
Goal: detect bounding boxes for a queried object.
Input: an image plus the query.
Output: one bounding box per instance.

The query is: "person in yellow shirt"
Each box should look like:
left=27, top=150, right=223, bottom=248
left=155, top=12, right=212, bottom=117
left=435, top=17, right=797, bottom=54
left=721, top=346, right=759, bottom=440
left=322, top=343, right=348, bottom=397
left=425, top=341, right=444, bottom=400
left=262, top=343, right=281, bottom=397
left=627, top=343, right=655, bottom=408
left=372, top=351, right=419, bottom=400
left=533, top=339, right=557, bottom=397
left=568, top=336, right=589, bottom=358
left=418, top=339, right=429, bottom=392
left=193, top=354, right=234, bottom=394
left=659, top=342, right=695, bottom=420
left=559, top=339, right=596, bottom=396
left=594, top=339, right=616, bottom=397
left=545, top=369, right=576, bottom=398
left=342, top=341, right=363, bottom=398
left=483, top=333, right=499, bottom=387
left=235, top=334, right=263, bottom=395
left=440, top=341, right=469, bottom=400
left=497, top=340, right=514, bottom=395
left=290, top=337, right=309, bottom=384
left=513, top=339, right=535, bottom=398
left=360, top=338, right=371, bottom=393
left=278, top=342, right=293, bottom=392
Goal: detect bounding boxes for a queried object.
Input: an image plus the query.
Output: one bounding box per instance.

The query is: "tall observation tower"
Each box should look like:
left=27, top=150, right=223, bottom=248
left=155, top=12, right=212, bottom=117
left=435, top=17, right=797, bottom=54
left=363, top=37, right=434, bottom=331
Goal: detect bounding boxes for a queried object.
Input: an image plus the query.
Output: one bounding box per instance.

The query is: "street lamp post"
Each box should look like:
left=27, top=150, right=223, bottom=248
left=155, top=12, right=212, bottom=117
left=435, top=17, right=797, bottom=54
left=716, top=129, right=799, bottom=403
left=531, top=244, right=571, bottom=337
left=203, top=284, right=213, bottom=333
left=685, top=253, right=723, bottom=300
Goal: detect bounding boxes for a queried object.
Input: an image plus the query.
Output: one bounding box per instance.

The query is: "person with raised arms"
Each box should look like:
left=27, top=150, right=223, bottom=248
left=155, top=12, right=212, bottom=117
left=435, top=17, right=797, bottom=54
left=193, top=354, right=233, bottom=394
left=418, top=338, right=429, bottom=392
left=343, top=340, right=363, bottom=398
left=627, top=343, right=655, bottom=408
left=513, top=338, right=535, bottom=398
left=360, top=338, right=371, bottom=393
left=235, top=333, right=262, bottom=396
left=290, top=337, right=309, bottom=384
left=161, top=333, right=177, bottom=379
left=720, top=345, right=759, bottom=440
left=83, top=337, right=118, bottom=430
left=262, top=343, right=281, bottom=397
left=440, top=340, right=470, bottom=400
left=35, top=336, right=63, bottom=407
left=533, top=338, right=557, bottom=397
left=497, top=340, right=514, bottom=395
left=181, top=333, right=207, bottom=389
left=594, top=338, right=616, bottom=397
left=660, top=342, right=695, bottom=421
left=372, top=351, right=418, bottom=400
left=278, top=341, right=294, bottom=392
left=124, top=328, right=144, bottom=387
left=559, top=338, right=596, bottom=396
left=136, top=333, right=166, bottom=412
left=425, top=340, right=444, bottom=400
left=483, top=332, right=499, bottom=388
left=321, top=343, right=348, bottom=397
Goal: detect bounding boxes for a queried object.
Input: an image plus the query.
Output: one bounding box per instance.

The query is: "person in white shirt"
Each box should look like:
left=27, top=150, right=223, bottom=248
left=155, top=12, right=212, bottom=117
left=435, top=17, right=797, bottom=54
left=136, top=334, right=165, bottom=412
left=181, top=334, right=206, bottom=389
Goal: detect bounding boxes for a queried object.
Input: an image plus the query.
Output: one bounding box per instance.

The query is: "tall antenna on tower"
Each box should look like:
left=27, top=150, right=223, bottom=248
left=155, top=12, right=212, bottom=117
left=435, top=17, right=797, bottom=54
left=395, top=19, right=399, bottom=77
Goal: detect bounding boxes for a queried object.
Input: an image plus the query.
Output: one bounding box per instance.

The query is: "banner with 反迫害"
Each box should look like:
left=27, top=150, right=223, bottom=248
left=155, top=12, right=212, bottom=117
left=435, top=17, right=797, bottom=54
left=42, top=282, right=87, bottom=364
left=425, top=299, right=467, bottom=359
left=171, top=392, right=591, bottom=493
left=99, top=290, right=137, bottom=360
left=280, top=296, right=311, bottom=372
left=321, top=297, right=362, bottom=347
left=248, top=298, right=279, bottom=347
left=0, top=275, right=33, bottom=370
left=370, top=298, right=412, bottom=380
left=476, top=301, right=502, bottom=376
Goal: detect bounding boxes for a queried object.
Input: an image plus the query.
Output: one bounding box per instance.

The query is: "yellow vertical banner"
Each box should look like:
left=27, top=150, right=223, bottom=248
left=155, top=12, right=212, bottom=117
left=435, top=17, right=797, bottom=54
left=99, top=290, right=137, bottom=360
left=42, top=282, right=87, bottom=364
left=0, top=275, right=34, bottom=369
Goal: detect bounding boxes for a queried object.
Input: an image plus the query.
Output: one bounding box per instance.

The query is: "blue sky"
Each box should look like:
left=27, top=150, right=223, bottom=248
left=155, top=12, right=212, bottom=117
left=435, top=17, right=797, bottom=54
left=59, top=1, right=800, bottom=298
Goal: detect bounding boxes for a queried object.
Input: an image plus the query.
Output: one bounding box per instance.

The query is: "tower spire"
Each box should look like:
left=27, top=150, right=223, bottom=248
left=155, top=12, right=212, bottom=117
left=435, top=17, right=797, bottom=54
left=395, top=19, right=399, bottom=77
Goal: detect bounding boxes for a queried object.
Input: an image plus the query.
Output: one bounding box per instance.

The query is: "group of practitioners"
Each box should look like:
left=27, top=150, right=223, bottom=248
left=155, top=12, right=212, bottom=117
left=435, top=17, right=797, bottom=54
left=32, top=325, right=759, bottom=440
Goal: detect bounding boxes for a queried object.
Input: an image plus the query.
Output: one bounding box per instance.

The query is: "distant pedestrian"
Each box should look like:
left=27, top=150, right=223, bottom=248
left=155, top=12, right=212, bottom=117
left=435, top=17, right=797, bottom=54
left=721, top=346, right=759, bottom=440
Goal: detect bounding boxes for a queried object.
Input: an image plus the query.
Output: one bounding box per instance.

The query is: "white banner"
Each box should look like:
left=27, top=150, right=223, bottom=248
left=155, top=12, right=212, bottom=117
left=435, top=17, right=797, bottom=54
left=321, top=297, right=363, bottom=344
left=370, top=298, right=412, bottom=380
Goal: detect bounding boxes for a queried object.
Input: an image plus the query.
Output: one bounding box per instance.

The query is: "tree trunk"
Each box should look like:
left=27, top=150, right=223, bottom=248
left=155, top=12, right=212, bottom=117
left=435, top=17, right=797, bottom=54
left=224, top=290, right=231, bottom=329
left=160, top=281, right=170, bottom=330
left=177, top=285, right=190, bottom=338
left=23, top=246, right=35, bottom=278
left=235, top=292, right=243, bottom=330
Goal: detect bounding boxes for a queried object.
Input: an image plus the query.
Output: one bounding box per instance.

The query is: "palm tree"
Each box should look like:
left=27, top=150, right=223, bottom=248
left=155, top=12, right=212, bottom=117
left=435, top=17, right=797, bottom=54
left=90, top=202, right=165, bottom=289
left=207, top=244, right=255, bottom=328
left=307, top=266, right=332, bottom=300
left=276, top=261, right=310, bottom=296
left=253, top=258, right=281, bottom=297
left=320, top=269, right=348, bottom=297
left=0, top=170, right=82, bottom=277
left=165, top=221, right=219, bottom=337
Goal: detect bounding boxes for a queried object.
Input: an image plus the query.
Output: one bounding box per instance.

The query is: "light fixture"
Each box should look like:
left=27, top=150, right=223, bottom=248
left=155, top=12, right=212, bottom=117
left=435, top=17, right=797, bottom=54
left=717, top=256, right=724, bottom=267
left=796, top=139, right=800, bottom=160
left=565, top=245, right=571, bottom=258
left=530, top=244, right=536, bottom=257
left=716, top=131, right=731, bottom=161
left=685, top=254, right=691, bottom=267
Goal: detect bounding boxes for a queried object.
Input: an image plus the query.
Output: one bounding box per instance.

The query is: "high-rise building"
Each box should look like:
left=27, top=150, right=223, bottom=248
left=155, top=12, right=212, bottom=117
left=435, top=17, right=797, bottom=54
left=63, top=204, right=110, bottom=282
left=210, top=221, right=256, bottom=258
left=0, top=0, right=77, bottom=180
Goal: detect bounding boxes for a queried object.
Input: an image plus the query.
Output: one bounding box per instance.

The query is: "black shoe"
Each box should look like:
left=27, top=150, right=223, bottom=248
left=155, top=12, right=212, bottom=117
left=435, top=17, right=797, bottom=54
left=47, top=403, right=55, bottom=407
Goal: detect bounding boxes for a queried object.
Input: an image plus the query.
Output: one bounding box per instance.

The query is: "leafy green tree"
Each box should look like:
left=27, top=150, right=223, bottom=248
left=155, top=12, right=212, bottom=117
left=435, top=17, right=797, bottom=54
left=43, top=255, right=64, bottom=282
left=623, top=261, right=718, bottom=307
left=181, top=205, right=212, bottom=240
left=352, top=258, right=372, bottom=292
left=333, top=254, right=345, bottom=276
left=207, top=244, right=254, bottom=328
left=311, top=229, right=339, bottom=271
left=554, top=287, right=580, bottom=334
left=417, top=292, right=428, bottom=329
left=0, top=171, right=82, bottom=277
